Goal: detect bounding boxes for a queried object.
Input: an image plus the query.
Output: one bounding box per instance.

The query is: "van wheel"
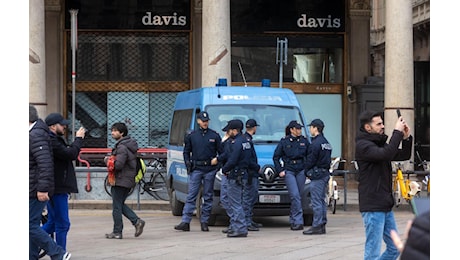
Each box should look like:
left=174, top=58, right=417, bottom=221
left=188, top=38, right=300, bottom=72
left=170, top=189, right=184, bottom=216
left=303, top=214, right=313, bottom=226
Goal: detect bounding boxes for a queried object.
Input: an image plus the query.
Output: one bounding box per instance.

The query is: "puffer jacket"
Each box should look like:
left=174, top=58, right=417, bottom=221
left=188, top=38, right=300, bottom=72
left=49, top=132, right=83, bottom=194
left=355, top=129, right=412, bottom=212
left=111, top=136, right=138, bottom=189
left=29, top=119, right=54, bottom=198
left=401, top=210, right=430, bottom=260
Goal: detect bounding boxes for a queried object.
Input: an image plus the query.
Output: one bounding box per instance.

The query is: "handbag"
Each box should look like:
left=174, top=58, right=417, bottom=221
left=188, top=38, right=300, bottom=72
left=107, top=155, right=116, bottom=186
left=306, top=166, right=327, bottom=180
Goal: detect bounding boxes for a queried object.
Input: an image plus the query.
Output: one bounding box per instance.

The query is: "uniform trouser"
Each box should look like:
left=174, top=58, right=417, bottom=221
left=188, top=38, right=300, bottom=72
left=284, top=170, right=306, bottom=225
left=182, top=169, right=217, bottom=223
left=111, top=186, right=139, bottom=234
left=29, top=198, right=66, bottom=260
left=42, top=193, right=70, bottom=250
left=309, top=174, right=330, bottom=227
left=243, top=176, right=258, bottom=227
left=361, top=211, right=400, bottom=260
left=227, top=178, right=247, bottom=234
left=220, top=175, right=233, bottom=229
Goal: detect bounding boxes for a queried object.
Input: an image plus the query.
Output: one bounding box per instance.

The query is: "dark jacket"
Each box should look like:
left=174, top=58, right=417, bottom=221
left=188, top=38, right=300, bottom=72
left=243, top=132, right=260, bottom=176
left=183, top=127, right=222, bottom=171
left=273, top=134, right=309, bottom=174
left=305, top=133, right=332, bottom=171
left=29, top=119, right=54, bottom=198
left=401, top=210, right=430, bottom=260
left=221, top=132, right=252, bottom=177
left=49, top=132, right=83, bottom=194
left=112, top=136, right=138, bottom=189
left=355, top=129, right=412, bottom=212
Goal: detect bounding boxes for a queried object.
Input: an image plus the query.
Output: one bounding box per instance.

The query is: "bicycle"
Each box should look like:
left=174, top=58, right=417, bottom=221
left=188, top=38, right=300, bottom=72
left=392, top=161, right=421, bottom=207
left=104, top=157, right=169, bottom=201
left=415, top=150, right=430, bottom=196
left=327, top=157, right=342, bottom=214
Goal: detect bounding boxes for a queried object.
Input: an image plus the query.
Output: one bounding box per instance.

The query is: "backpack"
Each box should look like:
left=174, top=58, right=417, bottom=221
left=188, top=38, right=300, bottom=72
left=135, top=157, right=146, bottom=183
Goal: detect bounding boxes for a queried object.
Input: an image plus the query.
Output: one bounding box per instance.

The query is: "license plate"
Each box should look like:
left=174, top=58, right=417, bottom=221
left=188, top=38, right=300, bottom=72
left=259, top=195, right=280, bottom=203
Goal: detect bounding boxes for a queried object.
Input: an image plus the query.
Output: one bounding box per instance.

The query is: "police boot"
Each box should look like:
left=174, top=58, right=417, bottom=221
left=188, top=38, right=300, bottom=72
left=174, top=222, right=190, bottom=231
left=302, top=225, right=325, bottom=235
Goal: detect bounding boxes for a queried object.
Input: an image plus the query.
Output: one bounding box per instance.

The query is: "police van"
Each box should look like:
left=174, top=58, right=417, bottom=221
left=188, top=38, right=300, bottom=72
left=166, top=80, right=313, bottom=225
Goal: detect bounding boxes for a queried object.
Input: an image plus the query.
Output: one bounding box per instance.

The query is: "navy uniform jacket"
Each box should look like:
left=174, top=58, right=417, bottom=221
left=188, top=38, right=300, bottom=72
left=243, top=132, right=260, bottom=176
left=183, top=127, right=222, bottom=171
left=305, top=133, right=332, bottom=171
left=221, top=132, right=252, bottom=178
left=273, top=134, right=310, bottom=174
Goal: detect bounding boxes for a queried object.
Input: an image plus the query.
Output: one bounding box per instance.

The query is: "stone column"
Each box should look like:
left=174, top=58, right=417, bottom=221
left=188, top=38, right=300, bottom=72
left=384, top=0, right=414, bottom=137
left=201, top=0, right=231, bottom=87
left=29, top=0, right=47, bottom=117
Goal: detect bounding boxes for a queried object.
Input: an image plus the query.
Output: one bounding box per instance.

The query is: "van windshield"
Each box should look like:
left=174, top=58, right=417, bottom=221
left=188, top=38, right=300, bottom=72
left=206, top=105, right=306, bottom=142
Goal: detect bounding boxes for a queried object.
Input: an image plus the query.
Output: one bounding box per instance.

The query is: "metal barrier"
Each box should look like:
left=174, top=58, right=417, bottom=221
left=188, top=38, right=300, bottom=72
left=77, top=147, right=167, bottom=193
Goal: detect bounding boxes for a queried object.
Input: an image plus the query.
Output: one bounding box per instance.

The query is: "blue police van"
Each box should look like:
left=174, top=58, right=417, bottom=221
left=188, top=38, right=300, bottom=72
left=166, top=81, right=313, bottom=225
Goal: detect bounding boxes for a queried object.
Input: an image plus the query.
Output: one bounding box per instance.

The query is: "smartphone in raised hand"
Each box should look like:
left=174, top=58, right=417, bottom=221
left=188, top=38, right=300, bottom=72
left=396, top=109, right=401, bottom=118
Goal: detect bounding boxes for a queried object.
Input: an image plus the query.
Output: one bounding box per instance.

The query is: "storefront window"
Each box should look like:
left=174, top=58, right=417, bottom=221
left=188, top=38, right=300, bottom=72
left=231, top=35, right=343, bottom=84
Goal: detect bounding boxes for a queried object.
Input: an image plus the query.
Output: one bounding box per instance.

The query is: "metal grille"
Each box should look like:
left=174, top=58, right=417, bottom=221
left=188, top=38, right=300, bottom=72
left=65, top=31, right=188, bottom=148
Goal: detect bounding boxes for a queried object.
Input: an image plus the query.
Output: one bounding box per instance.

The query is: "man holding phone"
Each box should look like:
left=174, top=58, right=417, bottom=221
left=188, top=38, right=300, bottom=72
left=354, top=110, right=412, bottom=260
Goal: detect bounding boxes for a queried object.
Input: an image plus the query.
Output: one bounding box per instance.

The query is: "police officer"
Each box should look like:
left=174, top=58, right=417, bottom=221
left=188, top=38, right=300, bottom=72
left=303, top=119, right=332, bottom=235
left=243, top=119, right=261, bottom=231
left=221, top=119, right=252, bottom=238
left=213, top=121, right=235, bottom=234
left=174, top=111, right=222, bottom=232
left=273, top=120, right=310, bottom=231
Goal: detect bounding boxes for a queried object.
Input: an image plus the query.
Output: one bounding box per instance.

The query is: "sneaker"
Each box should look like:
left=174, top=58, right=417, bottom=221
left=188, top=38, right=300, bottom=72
left=105, top=232, right=123, bottom=239
left=134, top=219, right=145, bottom=237
left=62, top=252, right=71, bottom=260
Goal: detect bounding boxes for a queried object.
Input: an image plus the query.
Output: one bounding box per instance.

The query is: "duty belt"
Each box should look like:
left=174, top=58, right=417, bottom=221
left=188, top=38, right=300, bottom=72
left=194, top=160, right=212, bottom=166
left=288, top=159, right=304, bottom=164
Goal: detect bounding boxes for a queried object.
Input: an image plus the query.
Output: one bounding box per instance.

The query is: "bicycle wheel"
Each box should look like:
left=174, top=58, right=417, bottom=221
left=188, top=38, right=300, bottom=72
left=330, top=198, right=337, bottom=214
left=104, top=175, right=135, bottom=197
left=143, top=172, right=169, bottom=201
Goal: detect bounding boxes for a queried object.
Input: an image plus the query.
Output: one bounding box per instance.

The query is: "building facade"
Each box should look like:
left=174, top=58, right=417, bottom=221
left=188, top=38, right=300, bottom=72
left=29, top=0, right=428, bottom=165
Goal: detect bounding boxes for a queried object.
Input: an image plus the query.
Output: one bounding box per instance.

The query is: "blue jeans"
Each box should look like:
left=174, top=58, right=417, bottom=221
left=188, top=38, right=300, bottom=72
left=309, top=173, right=329, bottom=227
left=29, top=198, right=66, bottom=260
left=42, top=193, right=70, bottom=250
left=361, top=211, right=400, bottom=260
left=284, top=170, right=306, bottom=225
left=227, top=178, right=247, bottom=234
left=111, top=186, right=139, bottom=234
left=181, top=169, right=217, bottom=223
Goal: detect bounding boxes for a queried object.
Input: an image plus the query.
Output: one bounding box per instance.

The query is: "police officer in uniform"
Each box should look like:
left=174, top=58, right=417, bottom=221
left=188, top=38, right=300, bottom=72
left=213, top=121, right=235, bottom=234
left=303, top=119, right=332, bottom=235
left=174, top=111, right=222, bottom=232
left=221, top=119, right=252, bottom=237
left=273, top=120, right=310, bottom=231
left=243, top=119, right=261, bottom=231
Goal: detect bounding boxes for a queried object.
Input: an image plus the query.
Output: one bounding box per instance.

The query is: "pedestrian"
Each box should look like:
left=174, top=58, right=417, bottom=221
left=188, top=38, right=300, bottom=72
left=355, top=110, right=412, bottom=260
left=174, top=111, right=222, bottom=232
left=303, top=119, right=332, bottom=235
left=221, top=119, right=252, bottom=237
left=243, top=119, right=261, bottom=231
left=273, top=120, right=310, bottom=231
left=390, top=210, right=430, bottom=260
left=104, top=122, right=145, bottom=239
left=42, top=113, right=85, bottom=250
left=29, top=105, right=71, bottom=260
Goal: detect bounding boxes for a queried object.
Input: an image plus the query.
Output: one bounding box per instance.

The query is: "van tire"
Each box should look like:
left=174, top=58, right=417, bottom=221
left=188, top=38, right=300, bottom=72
left=303, top=214, right=313, bottom=226
left=170, top=189, right=184, bottom=216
